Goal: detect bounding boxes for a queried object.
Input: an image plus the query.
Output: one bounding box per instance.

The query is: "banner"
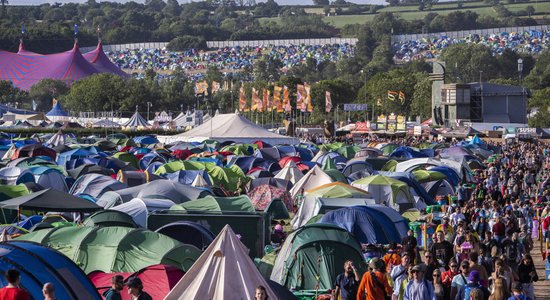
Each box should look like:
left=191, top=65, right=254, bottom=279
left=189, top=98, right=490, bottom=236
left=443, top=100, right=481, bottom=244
left=52, top=98, right=58, bottom=107
left=283, top=86, right=291, bottom=113
left=387, top=91, right=398, bottom=102
left=223, top=81, right=229, bottom=91
left=377, top=114, right=387, bottom=130
left=274, top=86, right=283, bottom=113
left=325, top=91, right=332, bottom=113
left=387, top=113, right=397, bottom=131
left=297, top=84, right=305, bottom=112
left=195, top=81, right=209, bottom=95
left=263, top=89, right=272, bottom=112
left=211, top=81, right=220, bottom=94
left=398, top=91, right=405, bottom=104
left=304, top=83, right=313, bottom=112
left=343, top=104, right=368, bottom=111
left=397, top=115, right=406, bottom=130
left=251, top=88, right=261, bottom=112
left=355, top=122, right=369, bottom=132
left=239, top=85, right=248, bottom=112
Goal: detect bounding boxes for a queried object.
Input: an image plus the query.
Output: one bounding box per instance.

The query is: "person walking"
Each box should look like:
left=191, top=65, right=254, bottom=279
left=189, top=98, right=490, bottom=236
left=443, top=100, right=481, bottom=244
left=403, top=264, right=436, bottom=300
left=390, top=253, right=411, bottom=300
left=333, top=260, right=360, bottom=300
left=125, top=277, right=152, bottom=300
left=516, top=254, right=538, bottom=300
left=0, top=269, right=29, bottom=300
left=42, top=283, right=56, bottom=300
left=356, top=258, right=392, bottom=300
left=103, top=275, right=124, bottom=300
left=454, top=270, right=490, bottom=300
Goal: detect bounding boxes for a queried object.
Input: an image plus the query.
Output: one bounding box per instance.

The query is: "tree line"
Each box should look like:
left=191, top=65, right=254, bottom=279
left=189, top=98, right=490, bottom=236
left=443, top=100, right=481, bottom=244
left=0, top=1, right=541, bottom=53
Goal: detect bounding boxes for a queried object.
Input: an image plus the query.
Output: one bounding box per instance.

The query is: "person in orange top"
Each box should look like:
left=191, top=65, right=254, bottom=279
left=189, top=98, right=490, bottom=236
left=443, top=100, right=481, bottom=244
left=383, top=243, right=402, bottom=273
left=356, top=258, right=392, bottom=300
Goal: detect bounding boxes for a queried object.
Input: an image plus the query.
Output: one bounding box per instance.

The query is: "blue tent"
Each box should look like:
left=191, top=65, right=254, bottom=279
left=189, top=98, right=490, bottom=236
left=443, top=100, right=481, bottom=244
left=139, top=152, right=168, bottom=170
left=319, top=206, right=408, bottom=244
left=379, top=171, right=436, bottom=205
left=57, top=148, right=94, bottom=168
left=342, top=160, right=375, bottom=176
left=427, top=166, right=460, bottom=187
left=165, top=170, right=212, bottom=186
left=46, top=102, right=69, bottom=117
left=133, top=135, right=159, bottom=145
left=155, top=221, right=215, bottom=251
left=0, top=241, right=101, bottom=300
left=389, top=146, right=431, bottom=159
left=469, top=135, right=484, bottom=145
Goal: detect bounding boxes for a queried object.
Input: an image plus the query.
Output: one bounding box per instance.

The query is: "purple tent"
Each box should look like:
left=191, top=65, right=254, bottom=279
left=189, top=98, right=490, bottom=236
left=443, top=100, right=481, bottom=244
left=0, top=41, right=125, bottom=91
left=83, top=42, right=128, bottom=77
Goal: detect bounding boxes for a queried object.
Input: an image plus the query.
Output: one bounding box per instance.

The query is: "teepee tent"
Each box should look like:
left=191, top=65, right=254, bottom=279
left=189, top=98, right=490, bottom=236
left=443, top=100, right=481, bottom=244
left=289, top=165, right=333, bottom=199
left=164, top=225, right=277, bottom=300
left=159, top=113, right=298, bottom=145
left=274, top=161, right=303, bottom=184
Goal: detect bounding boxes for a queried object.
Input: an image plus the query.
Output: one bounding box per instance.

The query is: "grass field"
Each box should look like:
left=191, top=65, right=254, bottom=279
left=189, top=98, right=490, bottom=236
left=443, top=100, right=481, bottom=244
left=260, top=0, right=550, bottom=28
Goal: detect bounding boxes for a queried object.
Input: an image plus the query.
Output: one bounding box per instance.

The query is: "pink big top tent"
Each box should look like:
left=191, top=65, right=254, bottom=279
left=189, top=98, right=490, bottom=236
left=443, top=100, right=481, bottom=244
left=0, top=40, right=126, bottom=91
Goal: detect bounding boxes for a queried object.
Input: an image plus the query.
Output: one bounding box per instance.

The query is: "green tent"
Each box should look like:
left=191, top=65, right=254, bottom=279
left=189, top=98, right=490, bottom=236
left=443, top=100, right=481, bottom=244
left=380, top=144, right=399, bottom=156
left=204, top=164, right=245, bottom=191
left=82, top=210, right=138, bottom=228
left=412, top=170, right=447, bottom=183
left=17, top=226, right=201, bottom=274
left=220, top=145, right=250, bottom=156
left=0, top=184, right=30, bottom=201
left=170, top=195, right=255, bottom=213
left=154, top=160, right=206, bottom=175
left=321, top=157, right=337, bottom=171
left=381, top=159, right=398, bottom=172
left=113, top=152, right=139, bottom=169
left=336, top=145, right=360, bottom=159
left=351, top=175, right=414, bottom=211
left=305, top=182, right=370, bottom=199
left=270, top=223, right=367, bottom=290
left=324, top=169, right=348, bottom=184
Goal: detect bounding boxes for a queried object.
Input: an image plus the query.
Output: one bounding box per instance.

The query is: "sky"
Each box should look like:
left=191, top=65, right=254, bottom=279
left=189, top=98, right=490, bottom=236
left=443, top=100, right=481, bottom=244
left=9, top=0, right=387, bottom=6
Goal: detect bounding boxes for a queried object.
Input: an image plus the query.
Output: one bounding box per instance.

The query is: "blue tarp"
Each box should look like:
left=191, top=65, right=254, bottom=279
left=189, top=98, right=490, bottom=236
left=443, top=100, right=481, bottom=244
left=46, top=102, right=69, bottom=117
left=319, top=206, right=408, bottom=244
left=0, top=241, right=101, bottom=300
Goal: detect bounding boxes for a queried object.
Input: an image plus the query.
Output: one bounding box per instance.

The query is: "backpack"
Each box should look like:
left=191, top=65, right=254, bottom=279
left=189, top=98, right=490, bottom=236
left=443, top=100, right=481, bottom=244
left=503, top=240, right=518, bottom=263
left=463, top=283, right=483, bottom=300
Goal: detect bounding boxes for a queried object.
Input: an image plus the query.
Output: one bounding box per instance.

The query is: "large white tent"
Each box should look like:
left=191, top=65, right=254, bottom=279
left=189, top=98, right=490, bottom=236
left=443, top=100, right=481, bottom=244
left=164, top=225, right=277, bottom=300
left=158, top=113, right=299, bottom=144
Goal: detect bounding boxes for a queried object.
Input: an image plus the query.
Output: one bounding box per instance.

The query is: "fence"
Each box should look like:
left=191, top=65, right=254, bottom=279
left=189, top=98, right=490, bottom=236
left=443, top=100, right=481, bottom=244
left=80, top=37, right=358, bottom=52
left=391, top=25, right=550, bottom=43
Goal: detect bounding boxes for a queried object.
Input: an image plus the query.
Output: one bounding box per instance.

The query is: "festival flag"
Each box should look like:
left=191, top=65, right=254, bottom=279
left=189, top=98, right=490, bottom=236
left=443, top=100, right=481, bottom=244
left=283, top=86, right=291, bottom=113
left=223, top=81, right=229, bottom=91
left=296, top=84, right=305, bottom=112
left=195, top=81, right=207, bottom=95
left=52, top=98, right=58, bottom=107
left=398, top=91, right=406, bottom=104
left=252, top=88, right=261, bottom=112
left=325, top=91, right=332, bottom=113
left=387, top=90, right=398, bottom=102
left=263, top=89, right=272, bottom=112
left=211, top=81, right=220, bottom=94
left=304, top=83, right=313, bottom=112
left=202, top=81, right=209, bottom=96
left=239, top=85, right=248, bottom=112
left=274, top=86, right=283, bottom=113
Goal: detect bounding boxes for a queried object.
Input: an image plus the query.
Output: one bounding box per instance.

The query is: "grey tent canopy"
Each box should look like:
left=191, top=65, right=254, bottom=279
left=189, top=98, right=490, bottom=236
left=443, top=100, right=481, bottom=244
left=0, top=188, right=102, bottom=212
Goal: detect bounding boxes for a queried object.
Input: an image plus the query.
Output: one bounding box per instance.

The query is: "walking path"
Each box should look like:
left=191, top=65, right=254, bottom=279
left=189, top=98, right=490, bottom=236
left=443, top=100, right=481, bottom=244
left=533, top=244, right=550, bottom=300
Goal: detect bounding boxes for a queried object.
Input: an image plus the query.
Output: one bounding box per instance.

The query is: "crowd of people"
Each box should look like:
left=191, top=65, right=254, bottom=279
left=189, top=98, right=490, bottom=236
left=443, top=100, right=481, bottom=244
left=393, top=29, right=550, bottom=62
left=332, top=140, right=549, bottom=300
left=106, top=43, right=355, bottom=79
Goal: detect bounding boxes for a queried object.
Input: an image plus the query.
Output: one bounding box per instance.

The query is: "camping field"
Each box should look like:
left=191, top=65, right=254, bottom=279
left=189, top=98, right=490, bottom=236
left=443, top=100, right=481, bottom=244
left=260, top=0, right=550, bottom=28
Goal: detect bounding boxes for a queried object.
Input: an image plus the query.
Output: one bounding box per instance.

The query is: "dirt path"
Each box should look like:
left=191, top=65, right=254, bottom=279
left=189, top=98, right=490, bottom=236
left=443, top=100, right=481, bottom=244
left=532, top=245, right=550, bottom=300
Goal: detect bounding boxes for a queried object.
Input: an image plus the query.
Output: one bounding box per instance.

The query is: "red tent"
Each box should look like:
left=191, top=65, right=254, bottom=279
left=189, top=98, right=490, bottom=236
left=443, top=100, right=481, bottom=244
left=88, top=264, right=184, bottom=300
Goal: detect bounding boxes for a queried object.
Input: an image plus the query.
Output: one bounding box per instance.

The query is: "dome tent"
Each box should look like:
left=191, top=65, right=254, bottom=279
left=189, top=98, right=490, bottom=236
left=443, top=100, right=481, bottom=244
left=16, top=226, right=202, bottom=274
left=351, top=175, right=415, bottom=212
left=0, top=241, right=101, bottom=300
left=270, top=223, right=367, bottom=291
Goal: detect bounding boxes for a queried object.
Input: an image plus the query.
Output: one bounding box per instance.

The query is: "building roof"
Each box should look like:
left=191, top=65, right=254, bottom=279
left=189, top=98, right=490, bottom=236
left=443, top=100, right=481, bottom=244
left=469, top=82, right=530, bottom=96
